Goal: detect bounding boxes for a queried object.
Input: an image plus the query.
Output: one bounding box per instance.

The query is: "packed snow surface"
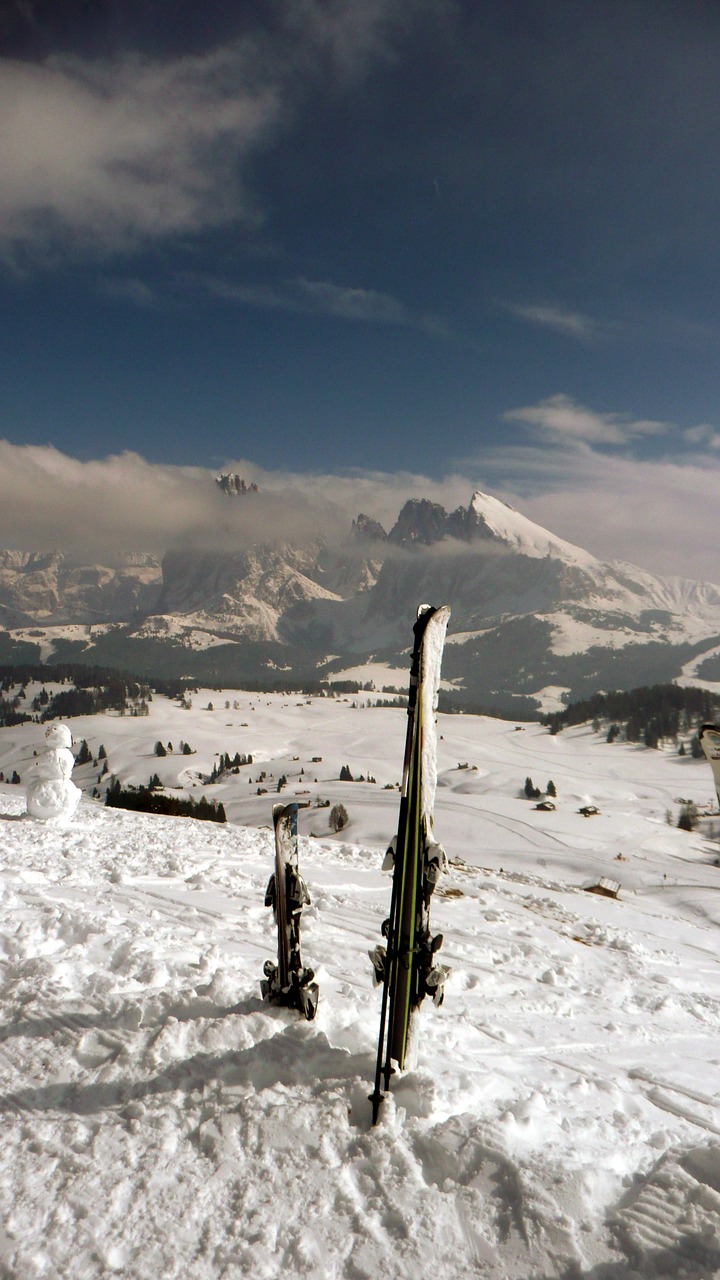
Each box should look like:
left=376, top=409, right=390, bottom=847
left=3, top=693, right=720, bottom=1277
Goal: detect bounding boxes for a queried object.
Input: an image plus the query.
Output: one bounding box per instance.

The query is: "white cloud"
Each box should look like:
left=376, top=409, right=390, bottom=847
left=518, top=458, right=720, bottom=581
left=505, top=302, right=610, bottom=343
left=504, top=394, right=669, bottom=446
left=0, top=443, right=344, bottom=558
left=244, top=461, right=473, bottom=531
left=0, top=0, right=444, bottom=257
left=201, top=274, right=450, bottom=333
left=0, top=48, right=278, bottom=255
left=298, top=278, right=416, bottom=325
left=469, top=436, right=720, bottom=582
left=100, top=277, right=158, bottom=307
left=283, top=0, right=436, bottom=86
left=0, top=442, right=473, bottom=558
left=684, top=424, right=720, bottom=450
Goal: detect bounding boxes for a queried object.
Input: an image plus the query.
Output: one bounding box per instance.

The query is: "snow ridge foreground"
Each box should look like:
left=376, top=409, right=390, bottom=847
left=3, top=793, right=720, bottom=1278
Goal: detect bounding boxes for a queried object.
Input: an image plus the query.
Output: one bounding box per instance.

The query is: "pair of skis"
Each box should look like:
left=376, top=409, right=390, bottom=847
left=261, top=802, right=319, bottom=1021
left=259, top=604, right=451, bottom=1123
left=370, top=604, right=451, bottom=1124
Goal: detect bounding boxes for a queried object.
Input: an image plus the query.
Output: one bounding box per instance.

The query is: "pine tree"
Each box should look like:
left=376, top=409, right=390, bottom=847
left=677, top=801, right=699, bottom=832
left=329, top=803, right=349, bottom=831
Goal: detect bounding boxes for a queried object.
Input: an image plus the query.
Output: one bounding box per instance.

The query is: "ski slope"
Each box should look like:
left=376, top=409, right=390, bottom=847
left=2, top=694, right=720, bottom=1277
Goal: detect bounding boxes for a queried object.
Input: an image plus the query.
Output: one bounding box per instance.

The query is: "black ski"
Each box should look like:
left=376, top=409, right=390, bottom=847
left=261, top=801, right=319, bottom=1021
left=370, top=604, right=450, bottom=1124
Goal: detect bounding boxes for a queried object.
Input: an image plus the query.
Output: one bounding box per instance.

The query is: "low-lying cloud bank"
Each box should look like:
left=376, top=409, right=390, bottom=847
left=474, top=446, right=720, bottom=583
left=0, top=441, right=480, bottom=560
left=0, top=443, right=347, bottom=559
left=2, top=438, right=720, bottom=585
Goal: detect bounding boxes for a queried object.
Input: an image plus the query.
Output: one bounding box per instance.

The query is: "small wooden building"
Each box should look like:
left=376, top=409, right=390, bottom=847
left=582, top=877, right=620, bottom=900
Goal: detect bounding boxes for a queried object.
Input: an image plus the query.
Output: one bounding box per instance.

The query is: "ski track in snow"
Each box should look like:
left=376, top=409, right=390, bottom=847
left=2, top=699, right=720, bottom=1276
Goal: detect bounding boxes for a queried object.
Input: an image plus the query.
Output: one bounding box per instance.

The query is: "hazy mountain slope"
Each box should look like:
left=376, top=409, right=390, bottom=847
left=2, top=489, right=720, bottom=708
left=0, top=551, right=161, bottom=625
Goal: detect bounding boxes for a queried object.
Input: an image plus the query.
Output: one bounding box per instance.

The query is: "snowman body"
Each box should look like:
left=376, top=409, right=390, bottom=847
left=26, top=723, right=82, bottom=822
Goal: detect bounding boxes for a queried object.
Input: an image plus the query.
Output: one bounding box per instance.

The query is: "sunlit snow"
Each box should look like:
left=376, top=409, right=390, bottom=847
left=2, top=691, right=720, bottom=1277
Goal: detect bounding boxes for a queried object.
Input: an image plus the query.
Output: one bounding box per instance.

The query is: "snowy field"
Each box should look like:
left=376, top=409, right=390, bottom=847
left=3, top=693, right=720, bottom=1277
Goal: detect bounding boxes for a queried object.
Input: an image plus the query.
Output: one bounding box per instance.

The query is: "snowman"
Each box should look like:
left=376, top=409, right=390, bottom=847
left=26, top=722, right=82, bottom=822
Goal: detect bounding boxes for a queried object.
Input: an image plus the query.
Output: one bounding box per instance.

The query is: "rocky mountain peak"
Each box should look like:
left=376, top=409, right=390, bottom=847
left=351, top=513, right=388, bottom=542
left=215, top=473, right=259, bottom=496
left=388, top=498, right=449, bottom=546
left=460, top=490, right=596, bottom=564
left=383, top=490, right=587, bottom=560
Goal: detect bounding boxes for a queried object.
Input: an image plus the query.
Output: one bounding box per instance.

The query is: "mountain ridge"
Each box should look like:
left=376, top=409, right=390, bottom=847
left=2, top=488, right=720, bottom=713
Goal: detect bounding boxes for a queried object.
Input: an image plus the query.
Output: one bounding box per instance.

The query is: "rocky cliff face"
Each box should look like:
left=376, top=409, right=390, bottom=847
left=388, top=499, right=448, bottom=546
left=0, top=551, right=162, bottom=626
left=158, top=545, right=342, bottom=641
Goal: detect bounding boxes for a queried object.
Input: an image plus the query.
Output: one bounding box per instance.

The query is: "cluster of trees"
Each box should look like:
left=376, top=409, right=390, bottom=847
left=524, top=777, right=556, bottom=800
left=0, top=695, right=30, bottom=728
left=437, top=689, right=540, bottom=720
left=208, top=751, right=252, bottom=782
left=42, top=686, right=123, bottom=719
left=339, top=764, right=376, bottom=783
left=0, top=662, right=185, bottom=697
left=0, top=664, right=162, bottom=726
left=543, top=684, right=720, bottom=749
left=105, top=780, right=226, bottom=823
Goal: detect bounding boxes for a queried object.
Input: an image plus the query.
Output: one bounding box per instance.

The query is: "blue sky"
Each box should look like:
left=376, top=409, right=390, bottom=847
left=3, top=0, right=720, bottom=577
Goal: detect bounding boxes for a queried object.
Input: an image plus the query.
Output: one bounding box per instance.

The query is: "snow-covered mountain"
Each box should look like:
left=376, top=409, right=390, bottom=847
left=158, top=546, right=343, bottom=642
left=362, top=492, right=720, bottom=639
left=0, top=550, right=161, bottom=628
left=3, top=490, right=720, bottom=711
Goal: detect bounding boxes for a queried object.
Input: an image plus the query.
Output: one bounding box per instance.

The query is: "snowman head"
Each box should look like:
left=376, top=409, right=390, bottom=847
left=45, top=723, right=73, bottom=750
